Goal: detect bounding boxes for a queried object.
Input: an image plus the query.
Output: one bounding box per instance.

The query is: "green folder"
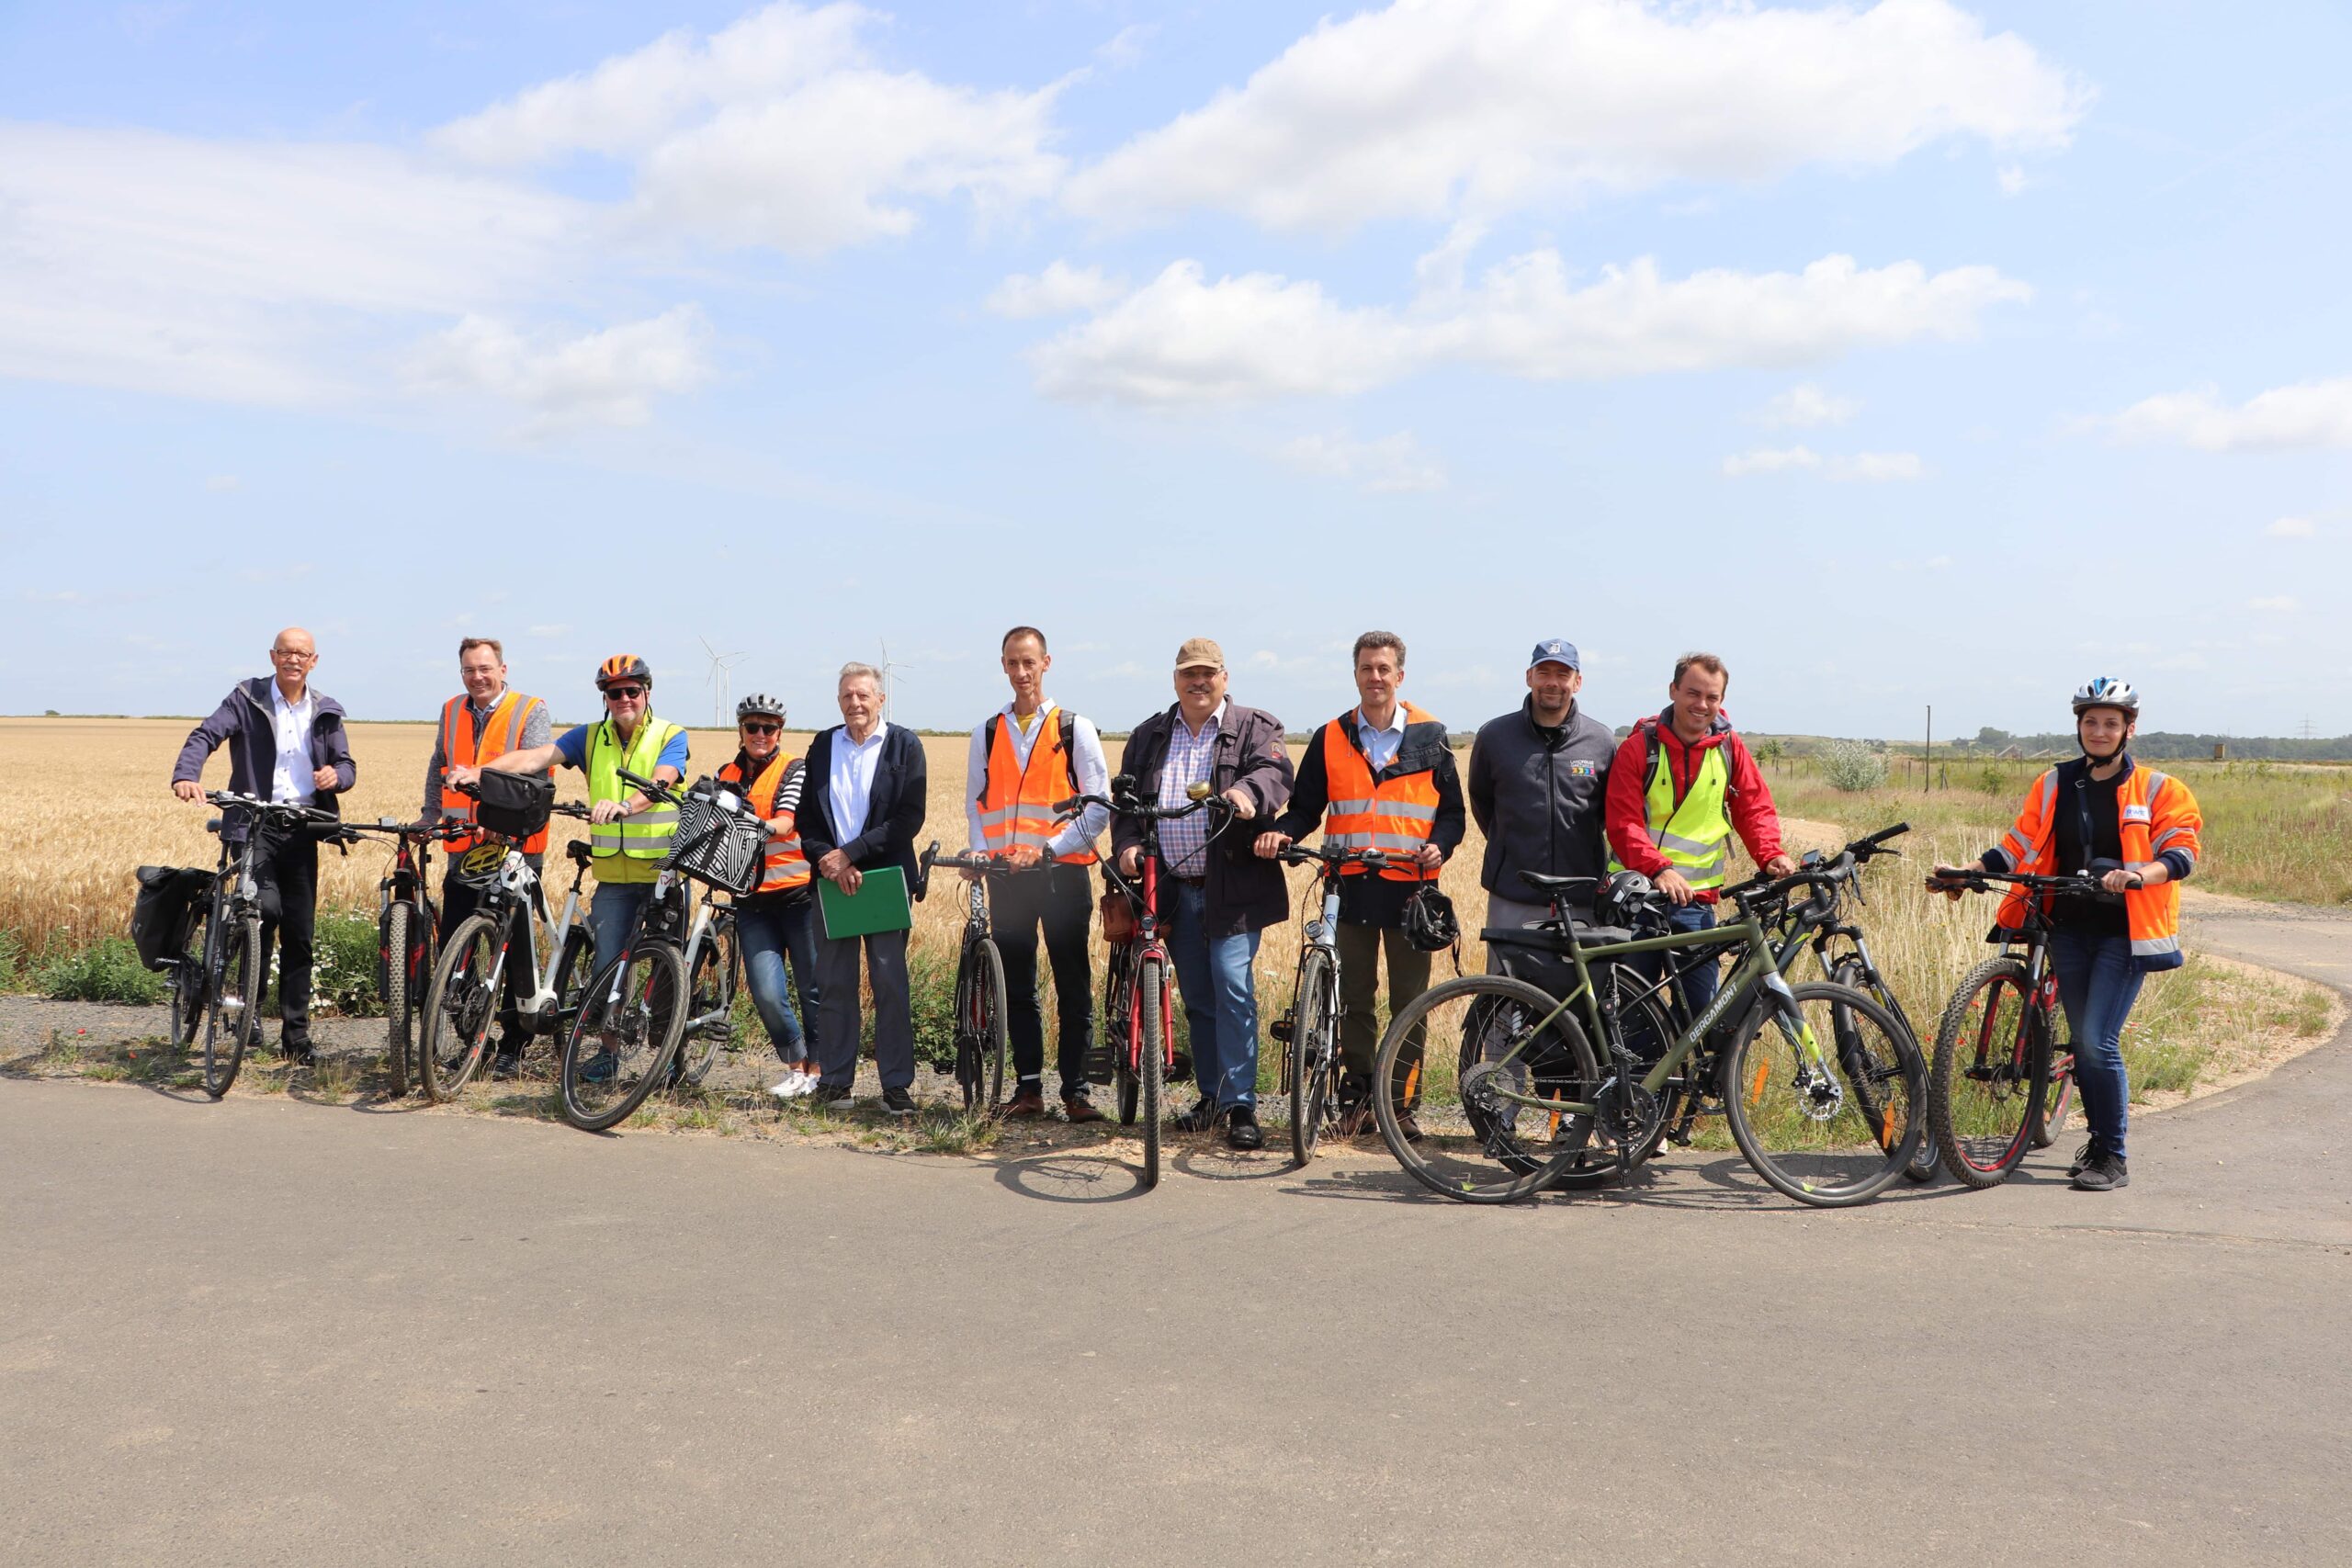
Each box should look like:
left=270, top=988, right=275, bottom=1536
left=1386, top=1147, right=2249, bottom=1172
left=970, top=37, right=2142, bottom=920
left=817, top=865, right=913, bottom=940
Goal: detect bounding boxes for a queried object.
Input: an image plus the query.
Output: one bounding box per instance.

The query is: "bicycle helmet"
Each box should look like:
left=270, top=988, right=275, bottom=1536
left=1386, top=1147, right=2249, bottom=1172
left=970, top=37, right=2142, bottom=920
left=1403, top=883, right=1460, bottom=954
left=2070, top=676, right=2137, bottom=716
left=736, top=692, right=786, bottom=722
left=595, top=653, right=652, bottom=692
left=1595, top=870, right=1657, bottom=931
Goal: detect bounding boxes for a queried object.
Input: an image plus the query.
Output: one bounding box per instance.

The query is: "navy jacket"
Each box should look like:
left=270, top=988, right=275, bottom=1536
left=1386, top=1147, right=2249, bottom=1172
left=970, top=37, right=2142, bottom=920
left=172, top=677, right=356, bottom=842
left=797, top=723, right=929, bottom=884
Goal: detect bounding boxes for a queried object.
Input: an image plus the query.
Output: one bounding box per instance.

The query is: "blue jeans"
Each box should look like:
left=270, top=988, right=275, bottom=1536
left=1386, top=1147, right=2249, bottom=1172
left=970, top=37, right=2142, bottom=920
left=737, top=894, right=820, bottom=1064
left=587, top=883, right=653, bottom=974
left=1162, top=879, right=1263, bottom=1111
left=2047, top=929, right=2144, bottom=1160
left=1631, top=902, right=1721, bottom=1028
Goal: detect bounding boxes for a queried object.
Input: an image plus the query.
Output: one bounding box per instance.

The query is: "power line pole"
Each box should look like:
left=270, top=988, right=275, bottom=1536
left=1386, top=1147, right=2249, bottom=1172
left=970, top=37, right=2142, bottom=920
left=1925, top=705, right=1932, bottom=793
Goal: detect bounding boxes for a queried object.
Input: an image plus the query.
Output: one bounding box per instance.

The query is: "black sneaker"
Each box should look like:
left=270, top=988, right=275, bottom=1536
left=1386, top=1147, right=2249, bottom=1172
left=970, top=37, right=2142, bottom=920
left=1225, top=1104, right=1264, bottom=1151
left=491, top=1049, right=524, bottom=1081
left=282, top=1035, right=315, bottom=1067
left=1173, top=1100, right=1223, bottom=1134
left=880, top=1087, right=917, bottom=1118
left=2068, top=1137, right=2102, bottom=1178
left=2071, top=1150, right=2130, bottom=1191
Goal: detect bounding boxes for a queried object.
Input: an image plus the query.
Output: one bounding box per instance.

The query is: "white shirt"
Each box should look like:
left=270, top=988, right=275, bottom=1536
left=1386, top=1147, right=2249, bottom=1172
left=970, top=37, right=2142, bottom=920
left=963, top=700, right=1113, bottom=858
left=1354, top=705, right=1406, bottom=772
left=827, top=721, right=891, bottom=844
left=269, top=682, right=317, bottom=806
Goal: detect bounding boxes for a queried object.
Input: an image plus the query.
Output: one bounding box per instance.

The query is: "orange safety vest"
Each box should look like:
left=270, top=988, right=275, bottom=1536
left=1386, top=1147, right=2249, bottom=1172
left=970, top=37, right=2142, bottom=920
left=438, top=692, right=548, bottom=854
left=718, top=753, right=813, bottom=895
left=1990, top=760, right=2203, bottom=970
left=1320, top=702, right=1443, bottom=881
left=975, top=707, right=1098, bottom=865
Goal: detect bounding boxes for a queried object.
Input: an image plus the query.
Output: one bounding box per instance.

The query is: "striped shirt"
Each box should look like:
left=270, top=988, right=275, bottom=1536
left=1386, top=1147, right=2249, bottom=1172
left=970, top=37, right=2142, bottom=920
left=1158, top=701, right=1225, bottom=876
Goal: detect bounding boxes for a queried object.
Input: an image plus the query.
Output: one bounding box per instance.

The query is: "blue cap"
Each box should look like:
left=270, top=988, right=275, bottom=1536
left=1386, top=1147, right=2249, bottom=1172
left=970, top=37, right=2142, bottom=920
left=1527, top=638, right=1580, bottom=671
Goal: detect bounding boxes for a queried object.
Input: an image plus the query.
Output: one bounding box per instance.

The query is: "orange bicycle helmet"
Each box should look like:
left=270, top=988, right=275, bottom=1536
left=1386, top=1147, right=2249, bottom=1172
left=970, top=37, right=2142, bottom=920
left=595, top=654, right=652, bottom=692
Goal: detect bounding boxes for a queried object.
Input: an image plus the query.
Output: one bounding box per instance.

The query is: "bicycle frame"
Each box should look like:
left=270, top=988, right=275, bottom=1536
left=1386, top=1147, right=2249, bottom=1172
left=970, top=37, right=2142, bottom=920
left=1104, top=850, right=1177, bottom=1077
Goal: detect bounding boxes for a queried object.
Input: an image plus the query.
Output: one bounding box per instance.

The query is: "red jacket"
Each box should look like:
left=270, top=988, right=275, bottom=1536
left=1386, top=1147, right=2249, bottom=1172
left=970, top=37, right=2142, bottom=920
left=1603, top=711, right=1783, bottom=904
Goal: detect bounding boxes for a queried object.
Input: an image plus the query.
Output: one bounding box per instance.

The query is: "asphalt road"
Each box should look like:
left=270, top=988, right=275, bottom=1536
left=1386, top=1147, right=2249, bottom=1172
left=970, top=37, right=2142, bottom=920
left=6, top=901, right=2348, bottom=1567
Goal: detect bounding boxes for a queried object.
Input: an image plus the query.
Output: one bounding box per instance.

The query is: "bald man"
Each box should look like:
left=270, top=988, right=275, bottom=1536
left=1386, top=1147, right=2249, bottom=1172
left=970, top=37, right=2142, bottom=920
left=173, top=626, right=357, bottom=1065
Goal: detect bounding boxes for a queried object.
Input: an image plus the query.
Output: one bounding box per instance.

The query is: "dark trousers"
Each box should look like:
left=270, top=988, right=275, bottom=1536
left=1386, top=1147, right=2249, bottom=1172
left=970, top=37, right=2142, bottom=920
left=1631, top=902, right=1722, bottom=1030
left=440, top=856, right=543, bottom=1051
left=815, top=927, right=914, bottom=1093
left=1336, top=919, right=1432, bottom=1103
left=994, top=863, right=1096, bottom=1097
left=253, top=826, right=319, bottom=1043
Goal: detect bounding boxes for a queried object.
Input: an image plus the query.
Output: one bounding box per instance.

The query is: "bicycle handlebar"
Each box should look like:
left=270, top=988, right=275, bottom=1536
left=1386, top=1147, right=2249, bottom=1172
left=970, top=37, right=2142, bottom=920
left=616, top=766, right=683, bottom=804
left=919, top=841, right=1026, bottom=875
left=1054, top=780, right=1233, bottom=825
left=1276, top=842, right=1388, bottom=871
left=1927, top=866, right=2138, bottom=895
left=202, top=790, right=339, bottom=826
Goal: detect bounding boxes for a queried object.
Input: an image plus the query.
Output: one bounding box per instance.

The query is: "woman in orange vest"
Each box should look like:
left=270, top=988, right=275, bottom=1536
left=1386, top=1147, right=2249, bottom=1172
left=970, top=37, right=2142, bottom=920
left=718, top=692, right=822, bottom=1100
left=1930, top=678, right=2204, bottom=1192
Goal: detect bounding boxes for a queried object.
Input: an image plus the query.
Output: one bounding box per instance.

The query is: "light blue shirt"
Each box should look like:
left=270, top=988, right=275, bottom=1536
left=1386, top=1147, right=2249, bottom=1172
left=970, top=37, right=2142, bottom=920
left=269, top=682, right=316, bottom=806
left=1354, top=705, right=1405, bottom=772
left=829, top=722, right=891, bottom=843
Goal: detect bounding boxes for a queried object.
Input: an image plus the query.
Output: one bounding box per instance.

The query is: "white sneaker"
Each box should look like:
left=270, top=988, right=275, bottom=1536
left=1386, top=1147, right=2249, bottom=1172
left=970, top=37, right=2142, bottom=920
left=786, top=1068, right=820, bottom=1100
left=770, top=1069, right=808, bottom=1100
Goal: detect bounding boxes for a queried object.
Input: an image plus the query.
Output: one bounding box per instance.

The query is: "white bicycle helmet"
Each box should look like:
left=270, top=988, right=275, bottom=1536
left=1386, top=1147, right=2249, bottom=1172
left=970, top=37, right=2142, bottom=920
left=2070, top=676, right=2138, bottom=716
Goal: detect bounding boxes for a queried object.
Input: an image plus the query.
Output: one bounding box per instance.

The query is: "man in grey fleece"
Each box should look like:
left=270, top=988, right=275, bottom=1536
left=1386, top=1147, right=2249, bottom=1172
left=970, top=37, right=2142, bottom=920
left=1466, top=637, right=1616, bottom=960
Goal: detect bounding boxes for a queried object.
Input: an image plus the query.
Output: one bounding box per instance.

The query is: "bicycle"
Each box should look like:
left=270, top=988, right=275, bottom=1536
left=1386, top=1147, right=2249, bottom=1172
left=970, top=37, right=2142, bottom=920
left=415, top=797, right=596, bottom=1101
left=1373, top=865, right=1928, bottom=1207
left=170, top=792, right=345, bottom=1099
left=1267, top=841, right=1393, bottom=1165
left=1921, top=866, right=2117, bottom=1187
left=330, top=816, right=466, bottom=1098
left=557, top=768, right=766, bottom=1132
left=911, top=842, right=1019, bottom=1113
left=1055, top=775, right=1237, bottom=1190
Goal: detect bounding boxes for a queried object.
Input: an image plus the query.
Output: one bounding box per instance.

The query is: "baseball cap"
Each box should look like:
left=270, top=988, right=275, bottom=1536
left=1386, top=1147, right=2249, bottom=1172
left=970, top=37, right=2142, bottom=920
left=1174, top=637, right=1226, bottom=671
left=1527, top=638, right=1580, bottom=672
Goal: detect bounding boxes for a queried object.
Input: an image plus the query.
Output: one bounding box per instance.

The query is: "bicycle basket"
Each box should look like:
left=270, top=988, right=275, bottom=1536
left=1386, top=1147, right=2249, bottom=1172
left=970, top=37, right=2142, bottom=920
left=472, top=769, right=554, bottom=840
left=130, top=865, right=213, bottom=971
left=663, top=777, right=768, bottom=896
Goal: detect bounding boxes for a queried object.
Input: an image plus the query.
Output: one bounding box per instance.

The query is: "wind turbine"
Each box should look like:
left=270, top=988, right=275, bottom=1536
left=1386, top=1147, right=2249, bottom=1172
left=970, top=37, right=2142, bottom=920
left=701, top=637, right=749, bottom=727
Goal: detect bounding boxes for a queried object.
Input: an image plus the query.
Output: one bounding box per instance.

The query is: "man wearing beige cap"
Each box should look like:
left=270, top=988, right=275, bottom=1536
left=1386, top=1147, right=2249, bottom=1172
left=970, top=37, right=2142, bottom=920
left=1113, top=638, right=1295, bottom=1150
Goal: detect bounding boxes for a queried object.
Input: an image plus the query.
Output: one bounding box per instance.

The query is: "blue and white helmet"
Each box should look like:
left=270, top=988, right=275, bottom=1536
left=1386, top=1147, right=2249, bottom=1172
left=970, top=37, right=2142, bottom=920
left=2071, top=676, right=2138, bottom=716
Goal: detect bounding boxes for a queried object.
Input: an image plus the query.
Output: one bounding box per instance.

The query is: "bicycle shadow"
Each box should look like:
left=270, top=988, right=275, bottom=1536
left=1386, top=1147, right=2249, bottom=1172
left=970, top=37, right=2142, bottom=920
left=1170, top=1142, right=1294, bottom=1182
left=991, top=1152, right=1151, bottom=1204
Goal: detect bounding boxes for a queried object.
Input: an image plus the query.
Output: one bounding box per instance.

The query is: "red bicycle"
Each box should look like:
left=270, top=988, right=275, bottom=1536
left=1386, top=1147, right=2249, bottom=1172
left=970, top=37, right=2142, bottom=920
left=1057, top=775, right=1233, bottom=1190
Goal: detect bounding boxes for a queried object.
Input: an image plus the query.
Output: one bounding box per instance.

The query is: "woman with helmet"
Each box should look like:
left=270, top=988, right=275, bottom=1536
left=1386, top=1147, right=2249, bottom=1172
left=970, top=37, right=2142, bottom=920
left=1929, top=678, right=2204, bottom=1192
left=717, top=693, right=823, bottom=1100
left=459, top=654, right=689, bottom=969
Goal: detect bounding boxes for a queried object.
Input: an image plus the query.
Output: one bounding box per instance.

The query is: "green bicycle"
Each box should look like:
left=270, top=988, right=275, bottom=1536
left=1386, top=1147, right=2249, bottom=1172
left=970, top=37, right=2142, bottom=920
left=1371, top=868, right=1928, bottom=1208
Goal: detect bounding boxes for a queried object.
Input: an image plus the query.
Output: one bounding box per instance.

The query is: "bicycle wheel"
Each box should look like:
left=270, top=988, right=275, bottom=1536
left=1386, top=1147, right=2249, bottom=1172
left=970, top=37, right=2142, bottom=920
left=549, top=927, right=597, bottom=1050
left=380, top=902, right=413, bottom=1098
left=200, top=911, right=262, bottom=1098
left=1832, top=957, right=1937, bottom=1184
left=1137, top=956, right=1166, bottom=1190
left=1288, top=950, right=1339, bottom=1166
left=955, top=938, right=1009, bottom=1113
left=559, top=945, right=689, bottom=1131
left=1372, top=975, right=1601, bottom=1204
left=1928, top=957, right=2042, bottom=1189
left=1722, top=980, right=1925, bottom=1207
left=675, top=914, right=740, bottom=1088
left=170, top=900, right=209, bottom=1049
left=2030, top=976, right=2074, bottom=1147
left=1107, top=953, right=1140, bottom=1125
left=420, top=912, right=503, bottom=1101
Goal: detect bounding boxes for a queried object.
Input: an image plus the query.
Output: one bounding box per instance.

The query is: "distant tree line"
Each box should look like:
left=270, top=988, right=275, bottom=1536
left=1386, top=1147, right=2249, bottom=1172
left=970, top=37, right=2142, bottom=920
left=1952, top=727, right=2352, bottom=761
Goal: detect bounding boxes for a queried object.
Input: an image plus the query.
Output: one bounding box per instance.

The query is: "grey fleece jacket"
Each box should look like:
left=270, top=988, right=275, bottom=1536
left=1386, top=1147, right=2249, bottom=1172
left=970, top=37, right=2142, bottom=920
left=1466, top=696, right=1616, bottom=901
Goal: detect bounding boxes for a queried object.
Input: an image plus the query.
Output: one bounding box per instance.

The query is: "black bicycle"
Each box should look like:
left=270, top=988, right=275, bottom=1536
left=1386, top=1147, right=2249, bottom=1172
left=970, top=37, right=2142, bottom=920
left=913, top=842, right=1020, bottom=1113
left=331, top=816, right=467, bottom=1097
left=1268, top=841, right=1391, bottom=1164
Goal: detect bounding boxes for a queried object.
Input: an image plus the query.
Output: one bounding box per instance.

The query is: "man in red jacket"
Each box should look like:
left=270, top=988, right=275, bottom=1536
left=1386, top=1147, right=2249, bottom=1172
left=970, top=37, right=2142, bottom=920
left=1604, top=651, right=1795, bottom=1017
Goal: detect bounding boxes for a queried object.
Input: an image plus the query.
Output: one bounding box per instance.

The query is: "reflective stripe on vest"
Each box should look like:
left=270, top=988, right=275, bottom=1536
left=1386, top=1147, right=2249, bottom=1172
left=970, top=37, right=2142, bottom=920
left=439, top=692, right=548, bottom=855
left=718, top=754, right=813, bottom=893
left=1320, top=703, right=1442, bottom=881
left=587, top=716, right=684, bottom=860
left=977, top=707, right=1098, bottom=865
left=1608, top=735, right=1731, bottom=888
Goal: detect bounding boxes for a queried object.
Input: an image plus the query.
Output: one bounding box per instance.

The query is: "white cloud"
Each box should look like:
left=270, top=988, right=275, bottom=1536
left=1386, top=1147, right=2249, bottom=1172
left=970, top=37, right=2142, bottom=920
left=2100, top=378, right=2352, bottom=451
left=435, top=2, right=1063, bottom=256
left=1277, top=430, right=1447, bottom=492
left=1997, top=163, right=2030, bottom=196
left=2266, top=516, right=2316, bottom=538
left=529, top=624, right=570, bottom=638
left=203, top=475, right=242, bottom=492
left=403, top=306, right=714, bottom=431
left=1066, top=0, right=2086, bottom=231
left=1830, top=451, right=1924, bottom=481
left=2249, top=595, right=2301, bottom=613
left=1033, top=251, right=2029, bottom=405
left=1926, top=554, right=1953, bottom=570
left=1724, top=446, right=1821, bottom=476
left=985, top=261, right=1127, bottom=320
left=1756, top=381, right=1860, bottom=428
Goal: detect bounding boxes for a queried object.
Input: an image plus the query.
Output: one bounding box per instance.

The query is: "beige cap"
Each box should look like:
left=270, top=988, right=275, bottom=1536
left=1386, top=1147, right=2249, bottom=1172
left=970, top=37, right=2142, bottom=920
left=1173, top=637, right=1225, bottom=671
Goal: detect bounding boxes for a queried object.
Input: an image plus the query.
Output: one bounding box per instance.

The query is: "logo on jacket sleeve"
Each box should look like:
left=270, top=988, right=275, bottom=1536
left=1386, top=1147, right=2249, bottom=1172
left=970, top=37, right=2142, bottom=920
left=2122, top=803, right=2152, bottom=823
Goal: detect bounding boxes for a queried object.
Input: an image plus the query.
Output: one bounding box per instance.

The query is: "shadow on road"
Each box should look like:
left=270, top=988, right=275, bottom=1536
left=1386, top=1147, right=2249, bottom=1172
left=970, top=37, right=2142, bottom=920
left=992, top=1152, right=1151, bottom=1203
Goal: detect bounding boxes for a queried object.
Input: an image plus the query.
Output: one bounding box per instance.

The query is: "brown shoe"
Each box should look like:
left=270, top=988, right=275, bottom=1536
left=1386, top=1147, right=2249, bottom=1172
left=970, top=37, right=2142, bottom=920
left=1002, top=1084, right=1046, bottom=1119
left=1061, top=1094, right=1106, bottom=1124
left=1337, top=1100, right=1376, bottom=1139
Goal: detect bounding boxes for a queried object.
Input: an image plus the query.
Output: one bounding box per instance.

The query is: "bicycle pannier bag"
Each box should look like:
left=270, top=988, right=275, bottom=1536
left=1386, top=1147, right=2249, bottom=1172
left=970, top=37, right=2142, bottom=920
left=1099, top=887, right=1139, bottom=943
left=472, top=769, right=555, bottom=840
left=130, top=865, right=213, bottom=972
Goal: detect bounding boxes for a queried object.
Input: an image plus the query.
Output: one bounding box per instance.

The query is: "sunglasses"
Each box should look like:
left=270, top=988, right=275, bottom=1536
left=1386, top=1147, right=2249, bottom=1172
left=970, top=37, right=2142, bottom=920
left=603, top=685, right=646, bottom=701
left=740, top=721, right=781, bottom=736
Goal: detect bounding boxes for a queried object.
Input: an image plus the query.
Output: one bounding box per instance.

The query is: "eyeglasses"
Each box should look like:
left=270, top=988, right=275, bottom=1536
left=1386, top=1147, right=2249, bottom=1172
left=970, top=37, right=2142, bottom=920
left=603, top=685, right=646, bottom=701
left=740, top=721, right=781, bottom=736
left=269, top=649, right=315, bottom=663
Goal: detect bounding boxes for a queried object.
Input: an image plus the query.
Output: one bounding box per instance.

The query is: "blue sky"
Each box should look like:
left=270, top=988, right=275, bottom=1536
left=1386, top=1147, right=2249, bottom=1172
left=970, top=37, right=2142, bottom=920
left=5, top=0, right=2347, bottom=739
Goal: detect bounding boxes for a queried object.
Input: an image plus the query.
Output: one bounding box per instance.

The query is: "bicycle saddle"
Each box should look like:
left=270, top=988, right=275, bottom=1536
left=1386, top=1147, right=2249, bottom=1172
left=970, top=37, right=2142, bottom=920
left=1517, top=872, right=1600, bottom=896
